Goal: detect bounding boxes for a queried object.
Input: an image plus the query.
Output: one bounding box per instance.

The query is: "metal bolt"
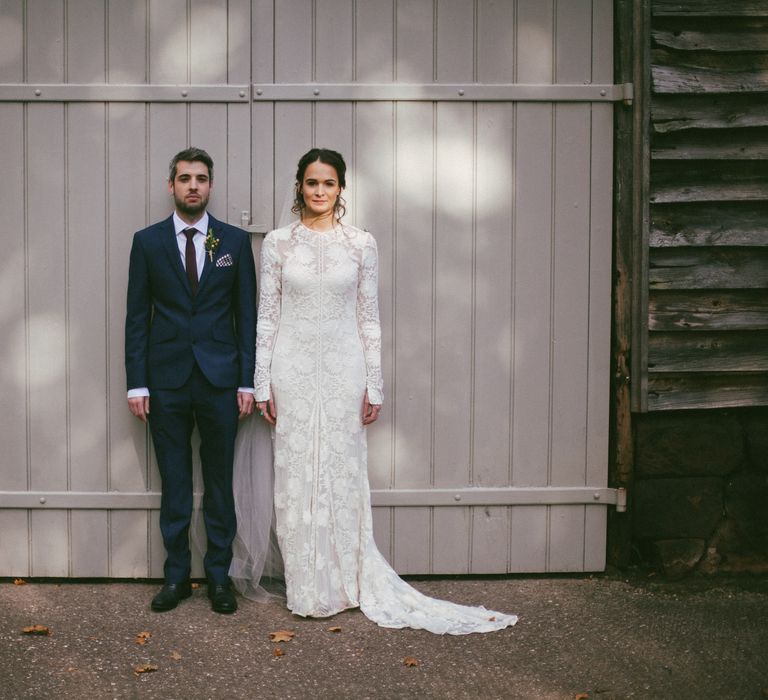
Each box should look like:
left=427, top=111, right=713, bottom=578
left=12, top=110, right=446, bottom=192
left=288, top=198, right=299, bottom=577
left=599, top=89, right=607, bottom=97
left=256, top=88, right=263, bottom=96
left=239, top=90, right=246, bottom=98
left=458, top=89, right=465, bottom=96
left=454, top=494, right=462, bottom=502
left=34, top=89, right=41, bottom=96
left=313, top=88, right=320, bottom=96
left=181, top=89, right=188, bottom=97
left=39, top=497, right=46, bottom=504
left=593, top=492, right=600, bottom=500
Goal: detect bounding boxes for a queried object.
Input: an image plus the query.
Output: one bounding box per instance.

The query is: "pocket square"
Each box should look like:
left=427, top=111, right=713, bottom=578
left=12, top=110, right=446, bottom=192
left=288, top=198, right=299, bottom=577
left=215, top=253, right=233, bottom=268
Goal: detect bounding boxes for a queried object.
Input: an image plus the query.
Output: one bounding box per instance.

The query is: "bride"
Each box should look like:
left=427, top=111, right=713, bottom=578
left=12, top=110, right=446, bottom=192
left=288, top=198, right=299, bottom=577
left=230, top=148, right=517, bottom=634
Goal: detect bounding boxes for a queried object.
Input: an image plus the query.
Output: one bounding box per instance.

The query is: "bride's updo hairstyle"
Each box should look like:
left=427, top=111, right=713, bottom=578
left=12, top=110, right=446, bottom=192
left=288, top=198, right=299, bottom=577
left=292, top=147, right=347, bottom=220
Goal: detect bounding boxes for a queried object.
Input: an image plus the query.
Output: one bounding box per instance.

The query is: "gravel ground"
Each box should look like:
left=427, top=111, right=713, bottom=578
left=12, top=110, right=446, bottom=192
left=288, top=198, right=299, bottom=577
left=1, top=572, right=767, bottom=700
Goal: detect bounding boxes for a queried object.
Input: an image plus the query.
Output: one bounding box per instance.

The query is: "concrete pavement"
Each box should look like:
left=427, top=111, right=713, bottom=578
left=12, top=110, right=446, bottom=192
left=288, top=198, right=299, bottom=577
left=1, top=571, right=767, bottom=699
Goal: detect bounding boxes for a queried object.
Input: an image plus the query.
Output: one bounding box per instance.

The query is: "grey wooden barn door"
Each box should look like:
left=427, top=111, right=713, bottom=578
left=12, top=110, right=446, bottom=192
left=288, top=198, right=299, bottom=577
left=0, top=0, right=619, bottom=578
left=249, top=0, right=619, bottom=575
left=0, top=0, right=253, bottom=578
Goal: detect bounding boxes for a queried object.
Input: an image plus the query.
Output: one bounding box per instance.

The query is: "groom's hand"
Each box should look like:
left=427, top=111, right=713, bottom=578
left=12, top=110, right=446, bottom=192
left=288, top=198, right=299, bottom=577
left=237, top=391, right=255, bottom=419
left=128, top=396, right=150, bottom=423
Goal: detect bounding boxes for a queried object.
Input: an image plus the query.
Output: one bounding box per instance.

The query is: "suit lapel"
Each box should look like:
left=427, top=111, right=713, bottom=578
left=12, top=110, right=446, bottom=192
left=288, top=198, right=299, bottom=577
left=196, top=218, right=218, bottom=294
left=159, top=216, right=194, bottom=295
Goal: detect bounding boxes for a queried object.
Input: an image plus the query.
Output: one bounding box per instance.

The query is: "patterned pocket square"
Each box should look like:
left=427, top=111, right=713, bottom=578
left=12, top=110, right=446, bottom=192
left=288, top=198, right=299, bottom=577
left=215, top=253, right=233, bottom=268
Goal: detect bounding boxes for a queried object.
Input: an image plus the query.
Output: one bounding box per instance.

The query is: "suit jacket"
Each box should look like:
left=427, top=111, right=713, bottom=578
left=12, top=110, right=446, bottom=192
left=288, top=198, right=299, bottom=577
left=125, top=214, right=256, bottom=391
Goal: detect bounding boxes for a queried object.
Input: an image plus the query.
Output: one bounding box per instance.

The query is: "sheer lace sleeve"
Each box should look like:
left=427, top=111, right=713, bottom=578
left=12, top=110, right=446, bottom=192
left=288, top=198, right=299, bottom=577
left=357, top=233, right=384, bottom=405
left=254, top=232, right=282, bottom=402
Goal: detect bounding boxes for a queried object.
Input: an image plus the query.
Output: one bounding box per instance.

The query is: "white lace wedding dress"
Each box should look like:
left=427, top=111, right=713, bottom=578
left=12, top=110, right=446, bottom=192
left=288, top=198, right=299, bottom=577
left=244, top=221, right=517, bottom=634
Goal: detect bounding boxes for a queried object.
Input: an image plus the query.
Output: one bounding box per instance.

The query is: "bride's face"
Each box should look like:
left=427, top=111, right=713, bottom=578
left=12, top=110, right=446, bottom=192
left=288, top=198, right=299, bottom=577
left=300, top=160, right=341, bottom=219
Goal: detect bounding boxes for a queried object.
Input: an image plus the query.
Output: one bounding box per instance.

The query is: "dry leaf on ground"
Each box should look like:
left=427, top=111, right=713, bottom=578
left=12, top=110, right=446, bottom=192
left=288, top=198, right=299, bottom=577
left=404, top=656, right=419, bottom=667
left=13, top=579, right=26, bottom=585
left=269, top=630, right=295, bottom=643
left=170, top=651, right=182, bottom=661
left=135, top=631, right=152, bottom=645
left=273, top=647, right=285, bottom=657
left=21, top=625, right=50, bottom=635
left=133, top=664, right=158, bottom=675
left=327, top=626, right=342, bottom=633
left=575, top=693, right=590, bottom=700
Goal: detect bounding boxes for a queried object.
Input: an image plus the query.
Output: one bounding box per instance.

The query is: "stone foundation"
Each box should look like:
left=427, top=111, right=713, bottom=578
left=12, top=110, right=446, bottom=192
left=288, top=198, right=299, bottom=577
left=632, top=407, right=768, bottom=578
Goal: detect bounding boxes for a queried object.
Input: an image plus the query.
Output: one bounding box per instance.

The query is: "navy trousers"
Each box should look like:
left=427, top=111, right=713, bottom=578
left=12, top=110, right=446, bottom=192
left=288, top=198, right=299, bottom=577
left=149, top=364, right=239, bottom=584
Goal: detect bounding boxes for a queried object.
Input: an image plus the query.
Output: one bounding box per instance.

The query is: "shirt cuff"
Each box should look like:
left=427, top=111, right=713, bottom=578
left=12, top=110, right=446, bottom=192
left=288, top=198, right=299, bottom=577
left=127, top=388, right=150, bottom=399
left=237, top=387, right=255, bottom=395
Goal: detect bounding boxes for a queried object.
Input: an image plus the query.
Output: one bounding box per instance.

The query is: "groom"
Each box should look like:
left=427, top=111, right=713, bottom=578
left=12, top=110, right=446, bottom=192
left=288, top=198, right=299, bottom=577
left=125, top=147, right=256, bottom=614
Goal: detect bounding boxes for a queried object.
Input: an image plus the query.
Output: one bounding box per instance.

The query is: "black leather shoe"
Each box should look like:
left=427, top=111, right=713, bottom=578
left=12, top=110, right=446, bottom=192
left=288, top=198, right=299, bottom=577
left=151, top=582, right=192, bottom=612
left=208, top=583, right=237, bottom=614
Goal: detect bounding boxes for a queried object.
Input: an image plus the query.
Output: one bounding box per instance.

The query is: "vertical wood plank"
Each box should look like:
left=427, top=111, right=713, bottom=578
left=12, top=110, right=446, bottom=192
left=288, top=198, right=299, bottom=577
left=355, top=0, right=394, bottom=81
left=71, top=511, right=109, bottom=576
left=433, top=103, right=473, bottom=488
left=509, top=506, right=547, bottom=572
left=148, top=0, right=187, bottom=84
left=477, top=0, right=515, bottom=81
left=587, top=103, right=613, bottom=489
left=26, top=104, right=67, bottom=557
left=67, top=101, right=110, bottom=576
left=436, top=0, right=474, bottom=82
left=0, top=104, right=27, bottom=492
left=252, top=0, right=274, bottom=81
left=548, top=505, right=586, bottom=572
left=316, top=0, right=353, bottom=82
left=555, top=0, right=592, bottom=83
left=432, top=507, right=470, bottom=573
left=275, top=0, right=312, bottom=82
left=0, top=1, right=24, bottom=82
left=512, top=102, right=552, bottom=487
left=26, top=0, right=64, bottom=83
left=396, top=0, right=434, bottom=81
left=393, top=507, right=432, bottom=575
left=226, top=104, right=252, bottom=226
left=516, top=0, right=554, bottom=84
left=67, top=0, right=106, bottom=82
left=470, top=506, right=508, bottom=574
left=190, top=0, right=228, bottom=83
left=251, top=0, right=275, bottom=228
left=356, top=102, right=395, bottom=489
left=473, top=103, right=514, bottom=487
left=108, top=103, right=148, bottom=495
left=550, top=103, right=591, bottom=487
left=0, top=512, right=29, bottom=576
left=108, top=0, right=147, bottom=82
left=31, top=511, right=69, bottom=576
left=228, top=0, right=251, bottom=83
left=592, top=0, right=613, bottom=84
left=584, top=505, right=608, bottom=570
left=391, top=101, right=434, bottom=572
left=110, top=511, right=149, bottom=577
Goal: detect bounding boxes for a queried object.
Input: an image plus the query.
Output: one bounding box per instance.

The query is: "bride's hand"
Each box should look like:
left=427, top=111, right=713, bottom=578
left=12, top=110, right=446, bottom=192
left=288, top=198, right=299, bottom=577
left=256, top=394, right=277, bottom=425
left=362, top=391, right=381, bottom=426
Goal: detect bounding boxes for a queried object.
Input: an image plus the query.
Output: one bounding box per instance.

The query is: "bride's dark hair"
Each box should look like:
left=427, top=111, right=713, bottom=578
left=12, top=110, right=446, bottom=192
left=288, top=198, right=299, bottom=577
left=292, top=148, right=347, bottom=219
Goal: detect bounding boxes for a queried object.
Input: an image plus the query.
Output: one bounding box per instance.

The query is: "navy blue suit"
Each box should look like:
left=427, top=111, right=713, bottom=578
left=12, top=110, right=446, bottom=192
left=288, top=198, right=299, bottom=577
left=125, top=214, right=256, bottom=584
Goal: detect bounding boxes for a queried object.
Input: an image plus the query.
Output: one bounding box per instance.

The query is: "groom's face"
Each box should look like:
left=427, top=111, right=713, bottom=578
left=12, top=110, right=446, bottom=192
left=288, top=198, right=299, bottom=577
left=169, top=160, right=211, bottom=218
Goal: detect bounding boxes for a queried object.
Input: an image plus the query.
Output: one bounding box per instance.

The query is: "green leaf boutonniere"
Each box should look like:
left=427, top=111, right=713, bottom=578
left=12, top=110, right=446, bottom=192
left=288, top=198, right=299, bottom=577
left=204, top=228, right=220, bottom=262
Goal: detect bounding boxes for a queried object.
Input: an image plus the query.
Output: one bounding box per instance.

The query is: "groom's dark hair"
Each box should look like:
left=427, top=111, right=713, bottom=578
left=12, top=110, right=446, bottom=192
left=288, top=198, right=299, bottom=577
left=169, top=147, right=214, bottom=182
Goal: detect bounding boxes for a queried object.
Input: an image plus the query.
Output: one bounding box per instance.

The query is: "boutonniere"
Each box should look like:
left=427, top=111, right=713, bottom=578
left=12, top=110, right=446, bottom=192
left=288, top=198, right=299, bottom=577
left=204, top=228, right=220, bottom=262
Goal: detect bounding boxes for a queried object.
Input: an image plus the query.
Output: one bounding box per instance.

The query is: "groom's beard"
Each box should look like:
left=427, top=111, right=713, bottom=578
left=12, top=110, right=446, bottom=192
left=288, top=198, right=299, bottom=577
left=174, top=191, right=209, bottom=218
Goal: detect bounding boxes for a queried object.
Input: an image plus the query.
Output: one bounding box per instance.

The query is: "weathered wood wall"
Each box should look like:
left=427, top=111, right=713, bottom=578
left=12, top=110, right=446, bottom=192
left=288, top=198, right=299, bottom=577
left=647, top=0, right=768, bottom=410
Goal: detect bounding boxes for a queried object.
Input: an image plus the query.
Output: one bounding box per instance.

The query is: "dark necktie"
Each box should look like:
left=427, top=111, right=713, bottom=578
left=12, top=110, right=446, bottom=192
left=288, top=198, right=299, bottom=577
left=183, top=227, right=198, bottom=294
